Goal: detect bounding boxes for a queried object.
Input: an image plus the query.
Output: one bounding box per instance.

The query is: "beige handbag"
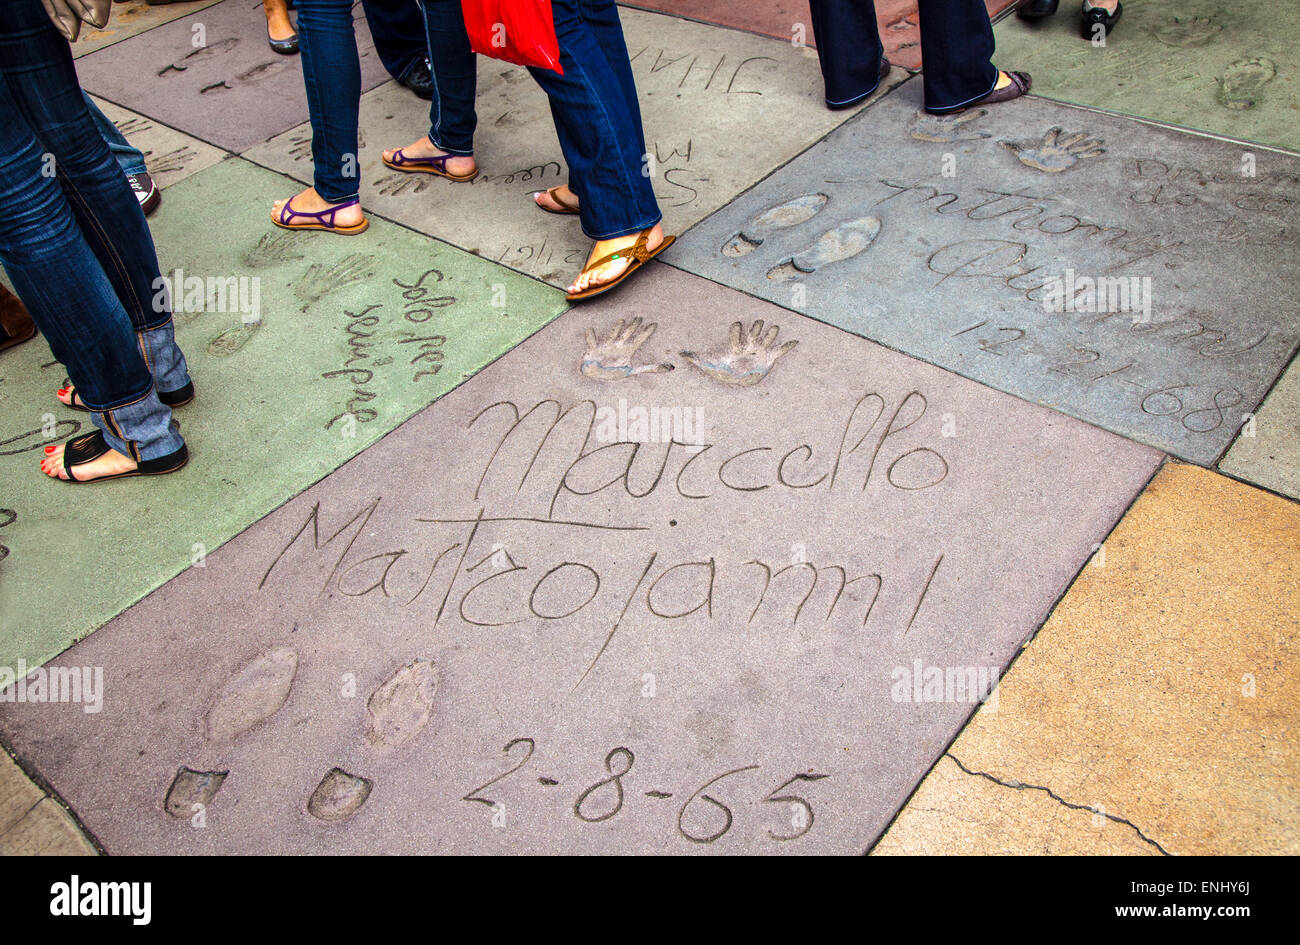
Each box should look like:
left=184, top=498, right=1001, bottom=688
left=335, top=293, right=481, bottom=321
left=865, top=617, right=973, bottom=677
left=40, top=0, right=112, bottom=42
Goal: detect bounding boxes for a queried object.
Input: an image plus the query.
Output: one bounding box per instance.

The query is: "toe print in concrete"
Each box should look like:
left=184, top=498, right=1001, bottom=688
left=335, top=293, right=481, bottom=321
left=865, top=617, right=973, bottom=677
left=669, top=84, right=1300, bottom=464
left=1219, top=58, right=1277, bottom=110
left=307, top=769, right=373, bottom=823
left=680, top=320, right=798, bottom=387
left=1001, top=127, right=1106, bottom=173
left=908, top=109, right=990, bottom=144
left=164, top=768, right=227, bottom=819
left=722, top=194, right=829, bottom=258
left=205, top=647, right=297, bottom=742
left=581, top=318, right=674, bottom=381
left=766, top=216, right=882, bottom=282
left=1151, top=15, right=1222, bottom=48
left=366, top=659, right=438, bottom=751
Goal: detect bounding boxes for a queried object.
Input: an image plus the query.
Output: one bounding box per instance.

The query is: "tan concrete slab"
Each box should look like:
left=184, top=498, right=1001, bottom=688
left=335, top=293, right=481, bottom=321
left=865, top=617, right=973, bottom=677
left=0, top=752, right=43, bottom=835
left=871, top=756, right=1159, bottom=855
left=73, top=0, right=225, bottom=59
left=0, top=798, right=97, bottom=856
left=1221, top=356, right=1300, bottom=500
left=87, top=95, right=229, bottom=190
left=874, top=463, right=1300, bottom=856
left=243, top=7, right=904, bottom=286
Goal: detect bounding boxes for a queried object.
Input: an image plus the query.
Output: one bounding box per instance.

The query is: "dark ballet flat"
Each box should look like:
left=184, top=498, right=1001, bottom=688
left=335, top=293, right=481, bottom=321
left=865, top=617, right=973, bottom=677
left=1017, top=0, right=1060, bottom=18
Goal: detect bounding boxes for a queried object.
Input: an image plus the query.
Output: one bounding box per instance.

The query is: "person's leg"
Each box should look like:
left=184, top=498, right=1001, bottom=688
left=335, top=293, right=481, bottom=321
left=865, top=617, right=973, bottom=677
left=380, top=0, right=477, bottom=178
left=0, top=0, right=189, bottom=411
left=359, top=0, right=427, bottom=81
left=808, top=0, right=886, bottom=109
left=0, top=63, right=182, bottom=473
left=916, top=0, right=1001, bottom=112
left=82, top=92, right=147, bottom=177
left=275, top=0, right=365, bottom=226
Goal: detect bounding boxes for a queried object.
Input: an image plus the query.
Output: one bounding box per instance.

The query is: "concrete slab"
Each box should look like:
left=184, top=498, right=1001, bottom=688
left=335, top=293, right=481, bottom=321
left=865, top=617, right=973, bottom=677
left=0, top=156, right=568, bottom=672
left=74, top=0, right=389, bottom=153
left=871, top=756, right=1160, bottom=855
left=619, top=1, right=1019, bottom=71
left=874, top=463, right=1300, bottom=856
left=0, top=752, right=43, bottom=835
left=0, top=267, right=1162, bottom=854
left=0, top=799, right=98, bottom=856
left=72, top=0, right=224, bottom=59
left=993, top=0, right=1300, bottom=154
left=87, top=96, right=228, bottom=190
left=242, top=7, right=904, bottom=287
left=668, top=78, right=1300, bottom=465
left=1220, top=356, right=1300, bottom=500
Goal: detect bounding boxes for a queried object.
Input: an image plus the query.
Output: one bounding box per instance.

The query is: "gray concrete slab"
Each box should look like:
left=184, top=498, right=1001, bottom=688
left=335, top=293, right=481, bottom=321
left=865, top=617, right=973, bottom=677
left=667, top=79, right=1300, bottom=464
left=87, top=96, right=228, bottom=190
left=74, top=0, right=389, bottom=153
left=0, top=268, right=1162, bottom=854
left=1220, top=355, right=1300, bottom=500
left=243, top=7, right=903, bottom=286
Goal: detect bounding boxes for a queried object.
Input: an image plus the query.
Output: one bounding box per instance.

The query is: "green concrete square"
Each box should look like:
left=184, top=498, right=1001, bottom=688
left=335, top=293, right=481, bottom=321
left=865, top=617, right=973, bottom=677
left=994, top=0, right=1300, bottom=153
left=0, top=157, right=567, bottom=670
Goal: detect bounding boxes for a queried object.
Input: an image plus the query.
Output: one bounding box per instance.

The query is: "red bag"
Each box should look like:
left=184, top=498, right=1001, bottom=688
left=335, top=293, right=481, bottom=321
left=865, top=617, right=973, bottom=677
left=461, top=0, right=563, bottom=75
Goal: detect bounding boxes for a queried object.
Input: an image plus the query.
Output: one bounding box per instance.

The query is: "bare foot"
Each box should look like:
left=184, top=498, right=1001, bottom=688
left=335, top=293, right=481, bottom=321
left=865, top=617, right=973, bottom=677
left=382, top=135, right=476, bottom=178
left=568, top=224, right=666, bottom=296
left=535, top=184, right=579, bottom=213
left=272, top=187, right=365, bottom=229
left=41, top=441, right=137, bottom=482
left=56, top=383, right=82, bottom=409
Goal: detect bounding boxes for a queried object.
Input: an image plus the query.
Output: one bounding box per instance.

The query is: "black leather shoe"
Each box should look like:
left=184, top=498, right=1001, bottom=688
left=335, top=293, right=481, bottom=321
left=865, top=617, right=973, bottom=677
left=1081, top=1, right=1122, bottom=38
left=401, top=59, right=435, bottom=101
left=1017, top=0, right=1059, bottom=17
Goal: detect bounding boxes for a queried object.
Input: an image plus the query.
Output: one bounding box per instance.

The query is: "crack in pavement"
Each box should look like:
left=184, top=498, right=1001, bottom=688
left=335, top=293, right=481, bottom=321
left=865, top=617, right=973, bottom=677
left=946, top=752, right=1173, bottom=856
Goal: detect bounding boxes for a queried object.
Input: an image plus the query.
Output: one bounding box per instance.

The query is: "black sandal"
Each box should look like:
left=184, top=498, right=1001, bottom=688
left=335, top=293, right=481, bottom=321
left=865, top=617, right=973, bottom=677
left=1080, top=1, right=1122, bottom=38
left=52, top=430, right=189, bottom=483
left=59, top=380, right=195, bottom=412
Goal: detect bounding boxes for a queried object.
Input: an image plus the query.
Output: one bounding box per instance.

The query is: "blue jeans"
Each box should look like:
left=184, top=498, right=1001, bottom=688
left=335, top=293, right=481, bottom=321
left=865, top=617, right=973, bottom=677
left=527, top=0, right=661, bottom=240
left=809, top=0, right=999, bottom=112
left=359, top=0, right=427, bottom=82
left=84, top=93, right=148, bottom=177
left=0, top=0, right=187, bottom=462
left=295, top=0, right=362, bottom=203
left=419, top=0, right=476, bottom=155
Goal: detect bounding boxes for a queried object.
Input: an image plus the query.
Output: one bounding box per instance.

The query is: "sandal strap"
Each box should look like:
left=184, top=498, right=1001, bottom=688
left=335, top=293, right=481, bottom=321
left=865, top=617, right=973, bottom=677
left=545, top=187, right=580, bottom=212
left=581, top=231, right=653, bottom=275
left=277, top=196, right=360, bottom=228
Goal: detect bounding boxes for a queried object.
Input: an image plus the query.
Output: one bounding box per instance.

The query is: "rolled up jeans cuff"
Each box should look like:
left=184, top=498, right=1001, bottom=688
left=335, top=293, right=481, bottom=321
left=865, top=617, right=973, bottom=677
left=93, top=391, right=185, bottom=462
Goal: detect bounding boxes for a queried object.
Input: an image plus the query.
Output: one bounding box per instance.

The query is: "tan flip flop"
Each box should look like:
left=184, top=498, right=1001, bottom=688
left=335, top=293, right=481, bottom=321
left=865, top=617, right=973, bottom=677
left=565, top=229, right=676, bottom=303
left=534, top=186, right=580, bottom=215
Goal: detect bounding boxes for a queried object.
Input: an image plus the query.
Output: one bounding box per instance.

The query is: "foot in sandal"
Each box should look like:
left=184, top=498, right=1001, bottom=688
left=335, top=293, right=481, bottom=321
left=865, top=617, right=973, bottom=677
left=566, top=223, right=675, bottom=301
left=382, top=136, right=477, bottom=180
left=40, top=431, right=188, bottom=484
left=271, top=187, right=368, bottom=234
left=534, top=184, right=580, bottom=214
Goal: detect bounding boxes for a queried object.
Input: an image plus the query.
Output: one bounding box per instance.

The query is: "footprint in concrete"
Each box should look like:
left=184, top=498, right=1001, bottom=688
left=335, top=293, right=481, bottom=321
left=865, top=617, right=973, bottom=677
left=295, top=254, right=378, bottom=307
left=1001, top=127, right=1105, bottom=172
left=680, top=319, right=798, bottom=388
left=1151, top=15, right=1222, bottom=47
left=164, top=767, right=227, bottom=818
left=765, top=216, right=881, bottom=282
left=242, top=230, right=307, bottom=269
left=365, top=658, right=438, bottom=750
left=307, top=768, right=373, bottom=822
left=908, top=108, right=990, bottom=143
left=237, top=60, right=293, bottom=84
left=581, top=317, right=674, bottom=380
left=1219, top=58, right=1276, bottom=110
left=207, top=321, right=260, bottom=357
left=181, top=38, right=241, bottom=62
left=205, top=647, right=297, bottom=742
left=721, top=194, right=829, bottom=258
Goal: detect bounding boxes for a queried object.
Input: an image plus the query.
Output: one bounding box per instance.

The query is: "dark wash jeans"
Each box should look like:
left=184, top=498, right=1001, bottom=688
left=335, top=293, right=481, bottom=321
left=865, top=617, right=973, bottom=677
left=294, top=0, right=363, bottom=203
left=359, top=0, right=427, bottom=82
left=0, top=0, right=186, bottom=462
left=810, top=0, right=1000, bottom=112
left=528, top=0, right=661, bottom=240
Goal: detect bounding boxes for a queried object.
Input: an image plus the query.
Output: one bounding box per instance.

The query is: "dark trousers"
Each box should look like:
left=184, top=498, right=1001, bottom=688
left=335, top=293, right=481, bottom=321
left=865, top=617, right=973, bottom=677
left=360, top=0, right=427, bottom=81
left=810, top=0, right=999, bottom=112
left=527, top=0, right=660, bottom=240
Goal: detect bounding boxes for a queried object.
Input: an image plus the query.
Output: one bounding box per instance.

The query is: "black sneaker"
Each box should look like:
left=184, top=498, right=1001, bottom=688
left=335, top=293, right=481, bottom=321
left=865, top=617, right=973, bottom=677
left=127, top=171, right=161, bottom=217
left=401, top=59, right=435, bottom=101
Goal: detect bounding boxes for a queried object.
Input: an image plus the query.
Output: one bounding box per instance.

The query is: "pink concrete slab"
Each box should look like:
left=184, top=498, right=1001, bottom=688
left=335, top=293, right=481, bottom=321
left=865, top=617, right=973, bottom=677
left=0, top=268, right=1162, bottom=854
left=73, top=0, right=389, bottom=153
left=619, top=0, right=1019, bottom=71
